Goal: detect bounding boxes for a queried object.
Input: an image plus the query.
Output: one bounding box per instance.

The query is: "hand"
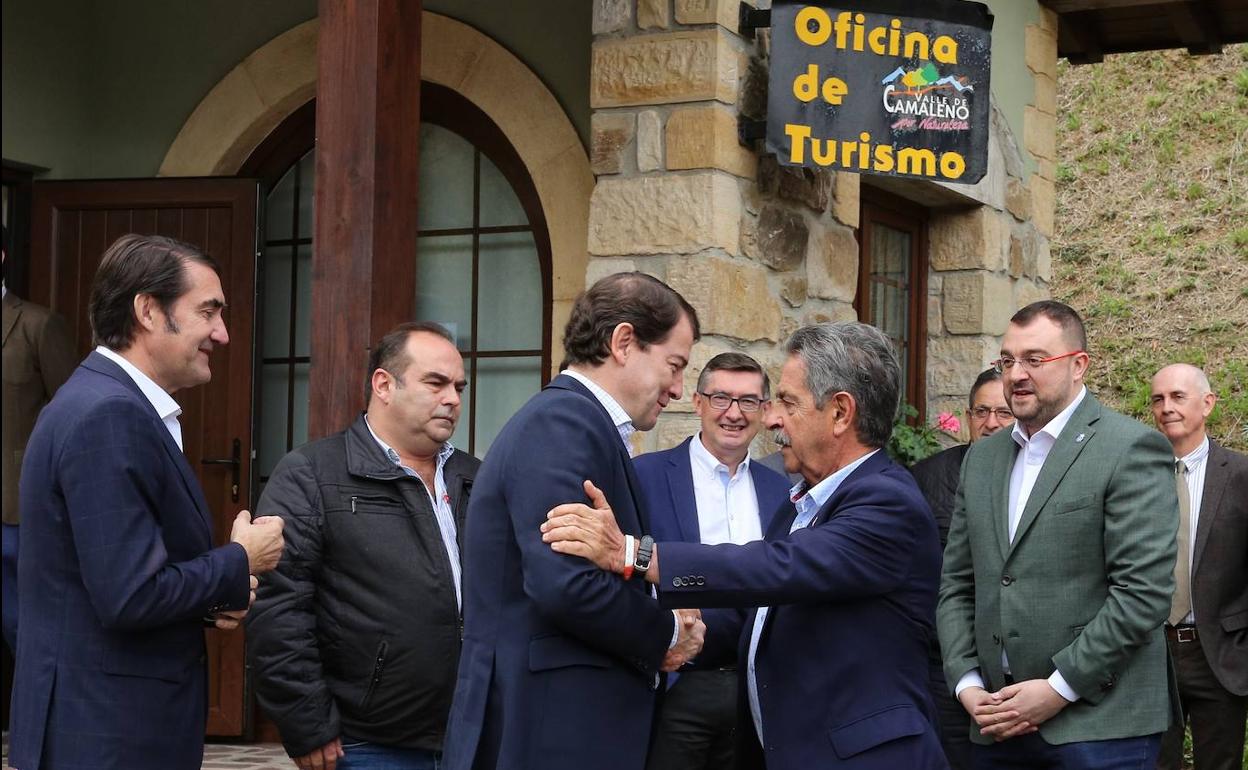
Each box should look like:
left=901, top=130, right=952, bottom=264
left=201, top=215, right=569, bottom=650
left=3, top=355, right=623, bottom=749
left=231, top=511, right=285, bottom=574
left=541, top=480, right=626, bottom=573
left=211, top=575, right=257, bottom=630
left=292, top=738, right=344, bottom=770
left=979, top=679, right=1067, bottom=739
left=958, top=686, right=1028, bottom=742
left=661, top=608, right=705, bottom=672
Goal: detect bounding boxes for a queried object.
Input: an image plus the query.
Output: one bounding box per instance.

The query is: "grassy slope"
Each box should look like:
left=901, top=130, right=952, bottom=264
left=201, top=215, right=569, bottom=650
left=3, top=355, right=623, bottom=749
left=1053, top=45, right=1248, bottom=451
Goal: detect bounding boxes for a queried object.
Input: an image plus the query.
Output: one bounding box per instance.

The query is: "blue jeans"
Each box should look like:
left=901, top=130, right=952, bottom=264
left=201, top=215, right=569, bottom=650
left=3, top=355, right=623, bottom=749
left=972, top=732, right=1161, bottom=770
left=2, top=523, right=18, bottom=652
left=338, top=739, right=440, bottom=770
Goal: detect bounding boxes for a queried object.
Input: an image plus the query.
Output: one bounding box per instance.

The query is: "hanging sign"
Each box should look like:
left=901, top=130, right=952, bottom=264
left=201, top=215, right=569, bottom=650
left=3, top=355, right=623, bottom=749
left=767, top=0, right=994, bottom=184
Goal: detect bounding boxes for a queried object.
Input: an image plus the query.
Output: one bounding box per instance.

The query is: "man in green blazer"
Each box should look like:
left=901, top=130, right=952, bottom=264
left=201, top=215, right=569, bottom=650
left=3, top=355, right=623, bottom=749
left=938, top=300, right=1178, bottom=769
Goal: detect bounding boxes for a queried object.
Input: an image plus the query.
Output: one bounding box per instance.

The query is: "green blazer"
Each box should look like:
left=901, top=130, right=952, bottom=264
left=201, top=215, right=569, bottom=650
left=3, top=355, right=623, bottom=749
left=937, top=392, right=1179, bottom=746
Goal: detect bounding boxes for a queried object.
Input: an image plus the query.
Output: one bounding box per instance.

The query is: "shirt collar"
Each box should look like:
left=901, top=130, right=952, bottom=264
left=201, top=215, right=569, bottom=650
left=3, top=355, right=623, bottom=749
left=561, top=369, right=636, bottom=450
left=1012, top=385, right=1087, bottom=448
left=690, top=432, right=750, bottom=478
left=792, top=449, right=879, bottom=513
left=95, top=346, right=182, bottom=422
left=364, top=414, right=454, bottom=470
left=1177, top=435, right=1210, bottom=467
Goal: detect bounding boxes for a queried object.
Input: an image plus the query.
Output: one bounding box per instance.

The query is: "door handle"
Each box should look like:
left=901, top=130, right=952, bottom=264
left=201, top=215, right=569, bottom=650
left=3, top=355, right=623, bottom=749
left=202, top=437, right=241, bottom=502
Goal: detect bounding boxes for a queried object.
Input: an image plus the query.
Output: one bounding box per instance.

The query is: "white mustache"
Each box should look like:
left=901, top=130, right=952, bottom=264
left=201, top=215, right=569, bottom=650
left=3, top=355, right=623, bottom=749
left=772, top=430, right=792, bottom=448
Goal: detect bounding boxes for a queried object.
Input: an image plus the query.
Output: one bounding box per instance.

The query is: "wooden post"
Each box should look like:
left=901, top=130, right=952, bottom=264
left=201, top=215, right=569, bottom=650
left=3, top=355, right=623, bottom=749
left=309, top=0, right=421, bottom=439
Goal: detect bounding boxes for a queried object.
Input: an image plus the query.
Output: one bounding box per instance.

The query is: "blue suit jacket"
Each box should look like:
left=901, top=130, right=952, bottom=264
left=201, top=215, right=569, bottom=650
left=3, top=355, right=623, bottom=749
left=9, top=351, right=250, bottom=770
left=658, top=450, right=947, bottom=769
left=633, top=436, right=790, bottom=667
left=444, top=375, right=677, bottom=770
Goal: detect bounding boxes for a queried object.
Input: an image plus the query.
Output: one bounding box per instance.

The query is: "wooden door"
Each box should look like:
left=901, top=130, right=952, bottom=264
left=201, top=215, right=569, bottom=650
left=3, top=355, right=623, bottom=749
left=30, top=178, right=259, bottom=737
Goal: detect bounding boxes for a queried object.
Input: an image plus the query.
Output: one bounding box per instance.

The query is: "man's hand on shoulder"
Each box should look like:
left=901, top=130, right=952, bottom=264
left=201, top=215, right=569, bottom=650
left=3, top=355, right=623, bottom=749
left=292, top=737, right=344, bottom=770
left=541, top=480, right=626, bottom=574
left=231, top=510, right=285, bottom=574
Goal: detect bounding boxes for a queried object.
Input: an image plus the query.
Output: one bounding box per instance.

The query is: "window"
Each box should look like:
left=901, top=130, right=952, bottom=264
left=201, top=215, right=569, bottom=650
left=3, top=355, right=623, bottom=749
left=856, top=188, right=928, bottom=418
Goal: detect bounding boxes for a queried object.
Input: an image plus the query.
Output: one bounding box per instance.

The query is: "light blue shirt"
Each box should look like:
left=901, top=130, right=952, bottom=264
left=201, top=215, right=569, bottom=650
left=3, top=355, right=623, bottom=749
left=745, top=449, right=879, bottom=744
left=365, top=417, right=462, bottom=610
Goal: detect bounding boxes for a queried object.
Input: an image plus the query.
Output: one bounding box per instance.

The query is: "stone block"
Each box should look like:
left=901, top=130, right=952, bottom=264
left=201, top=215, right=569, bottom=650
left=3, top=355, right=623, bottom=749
left=653, top=414, right=703, bottom=451
left=637, top=110, right=663, bottom=172
left=1034, top=236, right=1052, bottom=282
left=667, top=255, right=783, bottom=342
left=1030, top=175, right=1055, bottom=238
left=593, top=0, right=631, bottom=35
left=1025, top=24, right=1058, bottom=81
left=739, top=211, right=760, bottom=260
left=832, top=172, right=860, bottom=227
left=1039, top=6, right=1059, bottom=35
left=943, top=272, right=1016, bottom=335
left=589, top=172, right=742, bottom=255
left=1013, top=278, right=1050, bottom=310
left=675, top=0, right=745, bottom=30
left=676, top=337, right=736, bottom=413
left=926, top=335, right=999, bottom=397
left=806, top=223, right=858, bottom=302
left=1005, top=177, right=1031, bottom=222
left=591, top=112, right=636, bottom=175
left=780, top=275, right=808, bottom=307
left=929, top=207, right=1008, bottom=272
left=801, top=302, right=858, bottom=326
left=1009, top=235, right=1024, bottom=278
left=1033, top=72, right=1057, bottom=116
left=778, top=167, right=833, bottom=213
left=756, top=206, right=809, bottom=270
left=591, top=29, right=738, bottom=108
left=1024, top=105, right=1056, bottom=161
left=637, top=0, right=670, bottom=30
left=585, top=257, right=641, bottom=287
left=666, top=105, right=758, bottom=179
left=928, top=295, right=944, bottom=336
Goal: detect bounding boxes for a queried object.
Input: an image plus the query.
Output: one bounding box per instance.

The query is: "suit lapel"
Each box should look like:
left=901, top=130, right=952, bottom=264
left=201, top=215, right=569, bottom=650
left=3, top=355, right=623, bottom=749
left=1192, top=441, right=1228, bottom=576
left=2, top=293, right=22, bottom=345
left=749, top=463, right=782, bottom=532
left=1008, top=397, right=1099, bottom=557
left=666, top=439, right=700, bottom=542
left=990, top=438, right=1017, bottom=558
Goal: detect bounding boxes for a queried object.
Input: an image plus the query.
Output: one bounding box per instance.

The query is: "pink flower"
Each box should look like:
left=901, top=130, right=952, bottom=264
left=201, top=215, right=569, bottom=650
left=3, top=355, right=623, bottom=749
left=935, top=412, right=961, bottom=433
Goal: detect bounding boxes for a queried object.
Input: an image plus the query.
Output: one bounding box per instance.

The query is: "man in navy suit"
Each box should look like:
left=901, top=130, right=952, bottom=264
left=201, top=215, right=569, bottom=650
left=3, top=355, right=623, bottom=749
left=633, top=351, right=789, bottom=770
left=544, top=322, right=947, bottom=769
left=443, top=273, right=707, bottom=770
left=9, top=234, right=285, bottom=770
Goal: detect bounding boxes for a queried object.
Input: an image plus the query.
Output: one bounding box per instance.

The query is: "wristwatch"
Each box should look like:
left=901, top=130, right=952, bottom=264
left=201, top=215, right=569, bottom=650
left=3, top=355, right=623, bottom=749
left=633, top=535, right=655, bottom=577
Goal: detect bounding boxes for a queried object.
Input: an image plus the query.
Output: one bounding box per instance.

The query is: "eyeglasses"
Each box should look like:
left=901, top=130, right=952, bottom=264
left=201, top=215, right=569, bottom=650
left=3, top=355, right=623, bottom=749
left=992, top=350, right=1085, bottom=374
left=698, top=392, right=766, bottom=412
left=969, top=406, right=1014, bottom=420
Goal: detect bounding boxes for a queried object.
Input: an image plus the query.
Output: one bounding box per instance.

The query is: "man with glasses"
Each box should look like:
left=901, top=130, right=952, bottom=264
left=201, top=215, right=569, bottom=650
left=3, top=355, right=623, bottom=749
left=938, top=301, right=1179, bottom=769
left=910, top=367, right=1013, bottom=769
left=632, top=352, right=790, bottom=770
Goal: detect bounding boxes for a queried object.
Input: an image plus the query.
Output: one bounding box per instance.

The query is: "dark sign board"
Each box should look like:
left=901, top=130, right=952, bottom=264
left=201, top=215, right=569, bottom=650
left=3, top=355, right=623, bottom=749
left=767, top=0, right=994, bottom=184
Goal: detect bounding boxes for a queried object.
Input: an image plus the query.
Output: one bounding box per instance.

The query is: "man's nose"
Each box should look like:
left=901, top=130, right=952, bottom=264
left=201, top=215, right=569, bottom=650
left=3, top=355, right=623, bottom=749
left=213, top=320, right=230, bottom=346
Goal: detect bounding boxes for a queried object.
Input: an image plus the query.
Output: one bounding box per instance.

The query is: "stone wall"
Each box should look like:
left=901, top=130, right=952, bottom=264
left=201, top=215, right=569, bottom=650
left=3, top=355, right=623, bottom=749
left=587, top=0, right=1054, bottom=453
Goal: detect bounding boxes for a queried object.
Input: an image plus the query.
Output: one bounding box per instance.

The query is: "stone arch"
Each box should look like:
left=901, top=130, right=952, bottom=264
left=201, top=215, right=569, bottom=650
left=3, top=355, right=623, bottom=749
left=160, top=13, right=591, bottom=370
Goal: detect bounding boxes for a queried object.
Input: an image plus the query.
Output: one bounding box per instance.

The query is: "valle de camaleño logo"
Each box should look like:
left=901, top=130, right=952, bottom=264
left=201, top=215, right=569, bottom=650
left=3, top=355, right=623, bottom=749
left=881, top=62, right=974, bottom=133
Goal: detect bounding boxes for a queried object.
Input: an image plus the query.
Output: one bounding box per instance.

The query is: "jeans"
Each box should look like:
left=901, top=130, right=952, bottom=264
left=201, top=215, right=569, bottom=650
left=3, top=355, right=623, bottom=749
left=338, top=739, right=440, bottom=770
left=971, top=732, right=1162, bottom=770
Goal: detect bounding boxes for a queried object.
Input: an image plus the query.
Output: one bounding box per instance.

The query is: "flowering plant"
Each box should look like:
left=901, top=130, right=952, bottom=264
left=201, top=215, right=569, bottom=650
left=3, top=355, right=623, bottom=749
left=887, top=405, right=963, bottom=467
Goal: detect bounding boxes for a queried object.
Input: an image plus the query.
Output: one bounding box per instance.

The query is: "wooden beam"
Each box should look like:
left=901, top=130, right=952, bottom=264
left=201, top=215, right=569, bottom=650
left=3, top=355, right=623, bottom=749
left=1059, top=10, right=1105, bottom=63
left=310, top=0, right=422, bottom=440
left=1167, top=0, right=1223, bottom=54
left=1043, top=0, right=1193, bottom=12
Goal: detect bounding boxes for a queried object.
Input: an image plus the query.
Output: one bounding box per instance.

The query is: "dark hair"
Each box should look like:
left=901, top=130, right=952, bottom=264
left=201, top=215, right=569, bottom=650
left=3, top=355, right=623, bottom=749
left=88, top=234, right=220, bottom=350
left=365, top=321, right=456, bottom=404
left=968, top=368, right=1003, bottom=408
left=561, top=272, right=700, bottom=368
left=785, top=322, right=900, bottom=448
left=1010, top=300, right=1087, bottom=351
left=697, top=352, right=770, bottom=399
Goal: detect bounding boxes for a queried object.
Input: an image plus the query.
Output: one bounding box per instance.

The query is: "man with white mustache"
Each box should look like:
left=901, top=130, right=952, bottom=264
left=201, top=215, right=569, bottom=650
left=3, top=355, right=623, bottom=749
left=247, top=322, right=481, bottom=770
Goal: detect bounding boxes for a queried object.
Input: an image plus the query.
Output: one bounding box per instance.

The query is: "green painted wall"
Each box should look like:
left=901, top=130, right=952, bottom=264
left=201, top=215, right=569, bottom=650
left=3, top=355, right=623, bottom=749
left=2, top=0, right=590, bottom=179
left=983, top=0, right=1042, bottom=177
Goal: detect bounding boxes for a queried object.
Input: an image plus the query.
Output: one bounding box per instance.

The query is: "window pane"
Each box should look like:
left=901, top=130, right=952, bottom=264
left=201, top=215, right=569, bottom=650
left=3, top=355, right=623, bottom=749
left=292, top=362, right=310, bottom=451
left=265, top=164, right=296, bottom=242
left=294, top=245, right=312, bottom=357
left=418, top=124, right=475, bottom=231
left=415, top=235, right=474, bottom=349
left=260, top=246, right=292, bottom=357
left=479, top=154, right=528, bottom=228
left=871, top=224, right=911, bottom=280
left=449, top=371, right=473, bottom=453
left=258, top=364, right=290, bottom=478
left=478, top=232, right=541, bottom=351
left=297, top=150, right=315, bottom=239
left=474, top=356, right=541, bottom=458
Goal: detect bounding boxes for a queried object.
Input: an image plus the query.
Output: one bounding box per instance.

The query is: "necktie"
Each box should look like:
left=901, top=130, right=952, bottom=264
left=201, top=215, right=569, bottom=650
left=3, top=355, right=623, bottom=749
left=1168, top=460, right=1192, bottom=626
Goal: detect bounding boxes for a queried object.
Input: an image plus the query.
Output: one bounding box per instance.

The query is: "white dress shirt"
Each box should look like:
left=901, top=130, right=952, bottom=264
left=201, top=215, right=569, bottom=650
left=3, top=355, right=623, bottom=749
left=1173, top=436, right=1209, bottom=625
left=689, top=433, right=763, bottom=546
left=95, top=346, right=184, bottom=450
left=746, top=449, right=878, bottom=743
left=365, top=416, right=463, bottom=610
left=955, top=386, right=1087, bottom=703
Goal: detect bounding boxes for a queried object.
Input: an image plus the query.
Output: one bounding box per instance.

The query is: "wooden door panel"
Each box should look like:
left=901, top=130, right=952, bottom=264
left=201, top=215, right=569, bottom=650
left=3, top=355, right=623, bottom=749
left=30, top=178, right=259, bottom=738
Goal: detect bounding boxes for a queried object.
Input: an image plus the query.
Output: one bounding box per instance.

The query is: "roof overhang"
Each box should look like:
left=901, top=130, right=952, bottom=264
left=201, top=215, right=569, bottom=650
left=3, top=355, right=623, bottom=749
left=1040, top=0, right=1248, bottom=64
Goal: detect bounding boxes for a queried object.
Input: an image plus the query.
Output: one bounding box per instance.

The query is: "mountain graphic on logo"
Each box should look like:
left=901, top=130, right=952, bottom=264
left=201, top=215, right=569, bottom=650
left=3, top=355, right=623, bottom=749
left=882, top=64, right=973, bottom=93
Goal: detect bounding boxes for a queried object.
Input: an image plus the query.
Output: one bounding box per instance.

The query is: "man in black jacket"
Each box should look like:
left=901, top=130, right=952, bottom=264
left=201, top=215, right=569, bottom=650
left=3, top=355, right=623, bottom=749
left=247, top=322, right=480, bottom=770
left=908, top=367, right=1012, bottom=770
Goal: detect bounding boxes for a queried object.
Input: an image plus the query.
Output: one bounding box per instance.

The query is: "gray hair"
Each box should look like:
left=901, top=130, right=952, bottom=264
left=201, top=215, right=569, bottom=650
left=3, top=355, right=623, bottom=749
left=785, top=322, right=901, bottom=448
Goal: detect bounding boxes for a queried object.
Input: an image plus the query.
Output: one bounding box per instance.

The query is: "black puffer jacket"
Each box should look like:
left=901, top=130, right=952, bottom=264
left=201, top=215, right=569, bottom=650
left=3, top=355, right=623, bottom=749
left=246, top=415, right=480, bottom=757
left=908, top=442, right=969, bottom=549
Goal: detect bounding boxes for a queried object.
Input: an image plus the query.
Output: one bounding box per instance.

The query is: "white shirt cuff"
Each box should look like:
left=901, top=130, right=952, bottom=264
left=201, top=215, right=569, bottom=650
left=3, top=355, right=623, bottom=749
left=953, top=669, right=985, bottom=698
left=1047, top=670, right=1080, bottom=702
left=668, top=610, right=682, bottom=649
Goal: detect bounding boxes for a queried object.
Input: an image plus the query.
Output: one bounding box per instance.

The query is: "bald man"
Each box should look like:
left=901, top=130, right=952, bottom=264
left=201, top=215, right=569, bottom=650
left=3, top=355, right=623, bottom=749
left=1150, top=364, right=1247, bottom=770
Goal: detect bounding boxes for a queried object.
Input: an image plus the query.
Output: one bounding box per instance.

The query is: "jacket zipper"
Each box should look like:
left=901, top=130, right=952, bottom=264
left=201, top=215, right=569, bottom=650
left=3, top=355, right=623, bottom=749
left=361, top=640, right=389, bottom=710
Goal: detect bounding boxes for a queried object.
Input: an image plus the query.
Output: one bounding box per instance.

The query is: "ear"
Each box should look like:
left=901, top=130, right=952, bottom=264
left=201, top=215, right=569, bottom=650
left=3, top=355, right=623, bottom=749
left=133, top=293, right=160, bottom=334
left=826, top=391, right=857, bottom=438
left=370, top=368, right=396, bottom=405
left=1201, top=392, right=1217, bottom=418
left=1071, top=351, right=1091, bottom=382
left=608, top=323, right=636, bottom=365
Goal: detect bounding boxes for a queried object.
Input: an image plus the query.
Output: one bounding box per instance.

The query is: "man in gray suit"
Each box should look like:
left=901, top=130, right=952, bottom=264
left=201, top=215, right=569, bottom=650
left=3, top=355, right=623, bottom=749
left=1150, top=364, right=1247, bottom=770
left=938, top=300, right=1178, bottom=769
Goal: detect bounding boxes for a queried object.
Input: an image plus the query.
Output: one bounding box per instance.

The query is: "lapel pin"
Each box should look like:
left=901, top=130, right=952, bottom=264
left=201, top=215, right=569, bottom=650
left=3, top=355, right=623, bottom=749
left=1075, top=433, right=1086, bottom=443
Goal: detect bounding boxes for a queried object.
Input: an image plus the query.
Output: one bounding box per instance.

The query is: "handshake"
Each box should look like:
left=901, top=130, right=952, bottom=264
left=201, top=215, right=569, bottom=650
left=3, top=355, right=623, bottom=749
left=664, top=608, right=705, bottom=672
